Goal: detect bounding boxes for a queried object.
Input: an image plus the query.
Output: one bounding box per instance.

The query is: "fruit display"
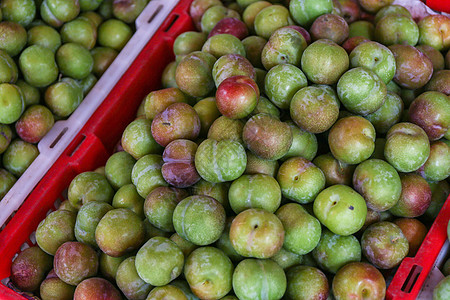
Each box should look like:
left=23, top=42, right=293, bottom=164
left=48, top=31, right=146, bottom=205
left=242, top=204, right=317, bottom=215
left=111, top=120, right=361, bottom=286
left=3, top=0, right=450, bottom=299
left=0, top=0, right=151, bottom=200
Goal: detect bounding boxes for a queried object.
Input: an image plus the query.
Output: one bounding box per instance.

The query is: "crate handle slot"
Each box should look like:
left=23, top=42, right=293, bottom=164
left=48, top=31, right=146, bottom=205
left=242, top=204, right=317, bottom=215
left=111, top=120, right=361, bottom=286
left=401, top=264, right=423, bottom=293
left=49, top=127, right=68, bottom=149
left=147, top=4, right=163, bottom=24
left=68, top=135, right=87, bottom=157
left=163, top=14, right=179, bottom=32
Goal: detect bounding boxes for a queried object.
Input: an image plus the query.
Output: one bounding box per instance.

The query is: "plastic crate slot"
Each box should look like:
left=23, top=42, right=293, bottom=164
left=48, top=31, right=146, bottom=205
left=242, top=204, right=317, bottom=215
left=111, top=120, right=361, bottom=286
left=163, top=14, right=179, bottom=32
left=68, top=135, right=87, bottom=157
left=147, top=4, right=164, bottom=24
left=401, top=264, right=423, bottom=293
left=49, top=127, right=68, bottom=149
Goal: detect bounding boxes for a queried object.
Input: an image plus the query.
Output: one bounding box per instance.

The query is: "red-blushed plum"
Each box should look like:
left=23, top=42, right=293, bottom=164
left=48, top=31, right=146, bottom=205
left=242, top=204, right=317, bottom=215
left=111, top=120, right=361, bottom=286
left=215, top=216, right=244, bottom=263
left=216, top=75, right=259, bottom=119
left=91, top=47, right=118, bottom=77
left=232, top=259, right=286, bottom=300
left=358, top=0, right=393, bottom=13
left=300, top=39, right=349, bottom=85
left=342, top=36, right=370, bottom=54
left=285, top=25, right=311, bottom=44
left=68, top=172, right=114, bottom=209
left=242, top=1, right=272, bottom=34
left=276, top=203, right=321, bottom=255
left=374, top=4, right=411, bottom=24
left=384, top=122, right=430, bottom=172
left=310, top=14, right=348, bottom=44
left=313, top=185, right=367, bottom=236
left=95, top=208, right=146, bottom=257
left=361, top=208, right=381, bottom=232
left=243, top=113, right=292, bottom=161
left=277, top=157, right=325, bottom=204
left=74, top=201, right=113, bottom=248
left=121, top=118, right=162, bottom=160
left=15, top=105, right=54, bottom=144
left=190, top=0, right=223, bottom=30
left=417, top=44, right=445, bottom=72
left=184, top=247, right=233, bottom=299
left=229, top=174, right=281, bottom=214
left=271, top=248, right=303, bottom=270
left=201, top=5, right=241, bottom=34
left=348, top=20, right=374, bottom=40
left=54, top=242, right=98, bottom=286
left=151, top=103, right=201, bottom=147
left=10, top=246, right=52, bottom=292
left=173, top=31, right=207, bottom=62
left=417, top=141, right=450, bottom=182
left=195, top=139, right=247, bottom=183
left=193, top=97, right=221, bottom=137
left=393, top=218, right=428, bottom=256
left=282, top=121, right=318, bottom=162
left=144, top=186, right=188, bottom=232
left=361, top=221, right=409, bottom=269
left=229, top=208, right=284, bottom=258
left=353, top=159, right=401, bottom=212
left=0, top=21, right=27, bottom=57
left=74, top=277, right=121, bottom=300
left=338, top=0, right=360, bottom=23
left=253, top=5, right=293, bottom=39
left=131, top=154, right=167, bottom=198
left=433, top=276, right=450, bottom=300
left=409, top=91, right=450, bottom=141
left=375, top=15, right=419, bottom=46
left=365, top=91, right=403, bottom=134
left=313, top=153, right=355, bottom=187
left=425, top=70, right=450, bottom=95
left=135, top=237, right=184, bottom=286
left=175, top=51, right=216, bottom=98
left=290, top=86, right=339, bottom=134
left=389, top=173, right=432, bottom=218
left=242, top=36, right=267, bottom=68
left=36, top=210, right=76, bottom=256
left=208, top=17, right=248, bottom=39
left=286, top=265, right=329, bottom=300
left=332, top=262, right=386, bottom=299
left=389, top=44, right=433, bottom=89
left=312, top=229, right=361, bottom=273
left=245, top=150, right=279, bottom=177
left=212, top=54, right=256, bottom=87
left=173, top=195, right=226, bottom=245
left=328, top=116, right=376, bottom=165
left=116, top=256, right=153, bottom=300
left=261, top=27, right=307, bottom=70
left=265, top=64, right=307, bottom=110
left=349, top=41, right=396, bottom=84
left=207, top=116, right=244, bottom=145
left=337, top=67, right=387, bottom=115
left=202, top=34, right=246, bottom=58
left=289, top=0, right=333, bottom=27
left=162, top=139, right=200, bottom=188
left=143, top=87, right=188, bottom=121
left=418, top=14, right=450, bottom=51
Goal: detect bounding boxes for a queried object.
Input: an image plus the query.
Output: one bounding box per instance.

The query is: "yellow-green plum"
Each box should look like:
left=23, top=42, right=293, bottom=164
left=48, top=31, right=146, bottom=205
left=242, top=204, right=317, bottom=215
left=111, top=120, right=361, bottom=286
left=68, top=171, right=114, bottom=209
left=286, top=265, right=329, bottom=300
left=36, top=210, right=77, bottom=255
left=289, top=0, right=333, bottom=27
left=254, top=5, right=293, bottom=39
left=313, top=153, right=355, bottom=187
left=116, top=256, right=153, bottom=300
left=74, top=201, right=113, bottom=248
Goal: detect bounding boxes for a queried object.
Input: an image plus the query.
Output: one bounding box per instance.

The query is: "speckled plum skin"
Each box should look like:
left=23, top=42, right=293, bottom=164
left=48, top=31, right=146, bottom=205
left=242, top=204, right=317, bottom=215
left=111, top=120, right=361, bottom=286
left=384, top=122, right=430, bottom=173
left=312, top=229, right=361, bottom=274
left=332, top=262, right=386, bottom=300
left=230, top=208, right=284, bottom=258
left=289, top=0, right=333, bottom=27
left=366, top=91, right=404, bottom=134
left=254, top=5, right=294, bottom=39
left=116, top=256, right=152, bottom=300
left=286, top=265, right=329, bottom=300
left=135, top=237, right=184, bottom=286
left=313, top=185, right=367, bottom=236
left=276, top=203, right=321, bottom=255
left=200, top=6, right=241, bottom=34
left=74, top=277, right=121, bottom=300
left=15, top=104, right=54, bottom=144
left=233, top=259, right=286, bottom=300
left=243, top=114, right=292, bottom=161
left=425, top=70, right=450, bottom=95
left=277, top=157, right=325, bottom=204
left=212, top=54, right=256, bottom=87
left=409, top=91, right=450, bottom=141
left=418, top=14, right=450, bottom=51
left=173, top=195, right=226, bottom=246
left=271, top=248, right=303, bottom=270
left=328, top=116, right=376, bottom=165
left=374, top=15, right=419, bottom=46
left=389, top=44, right=433, bottom=89
left=184, top=247, right=233, bottom=299
left=389, top=173, right=432, bottom=218
left=310, top=14, right=349, bottom=44
left=10, top=247, right=52, bottom=292
left=361, top=221, right=409, bottom=269
left=353, top=159, right=401, bottom=212
left=313, top=153, right=355, bottom=187
left=394, top=218, right=428, bottom=257
left=144, top=87, right=188, bottom=120
left=342, top=36, right=370, bottom=54
left=74, top=201, right=113, bottom=248
left=68, top=171, right=114, bottom=209
left=162, top=139, right=200, bottom=188
left=207, top=116, right=244, bottom=144
left=417, top=141, right=450, bottom=182
left=216, top=75, right=259, bottom=119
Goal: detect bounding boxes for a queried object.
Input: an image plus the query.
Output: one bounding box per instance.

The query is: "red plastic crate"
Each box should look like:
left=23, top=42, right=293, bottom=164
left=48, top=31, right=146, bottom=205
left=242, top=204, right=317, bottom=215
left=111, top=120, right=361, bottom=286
left=0, top=0, right=448, bottom=299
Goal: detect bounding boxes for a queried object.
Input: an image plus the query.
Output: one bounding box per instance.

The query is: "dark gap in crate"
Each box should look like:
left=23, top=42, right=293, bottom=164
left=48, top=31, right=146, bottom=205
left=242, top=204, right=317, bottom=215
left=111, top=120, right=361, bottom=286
left=164, top=14, right=179, bottom=32
left=68, top=134, right=87, bottom=157
left=401, top=264, right=423, bottom=293
left=147, top=4, right=163, bottom=24
left=49, top=127, right=68, bottom=149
